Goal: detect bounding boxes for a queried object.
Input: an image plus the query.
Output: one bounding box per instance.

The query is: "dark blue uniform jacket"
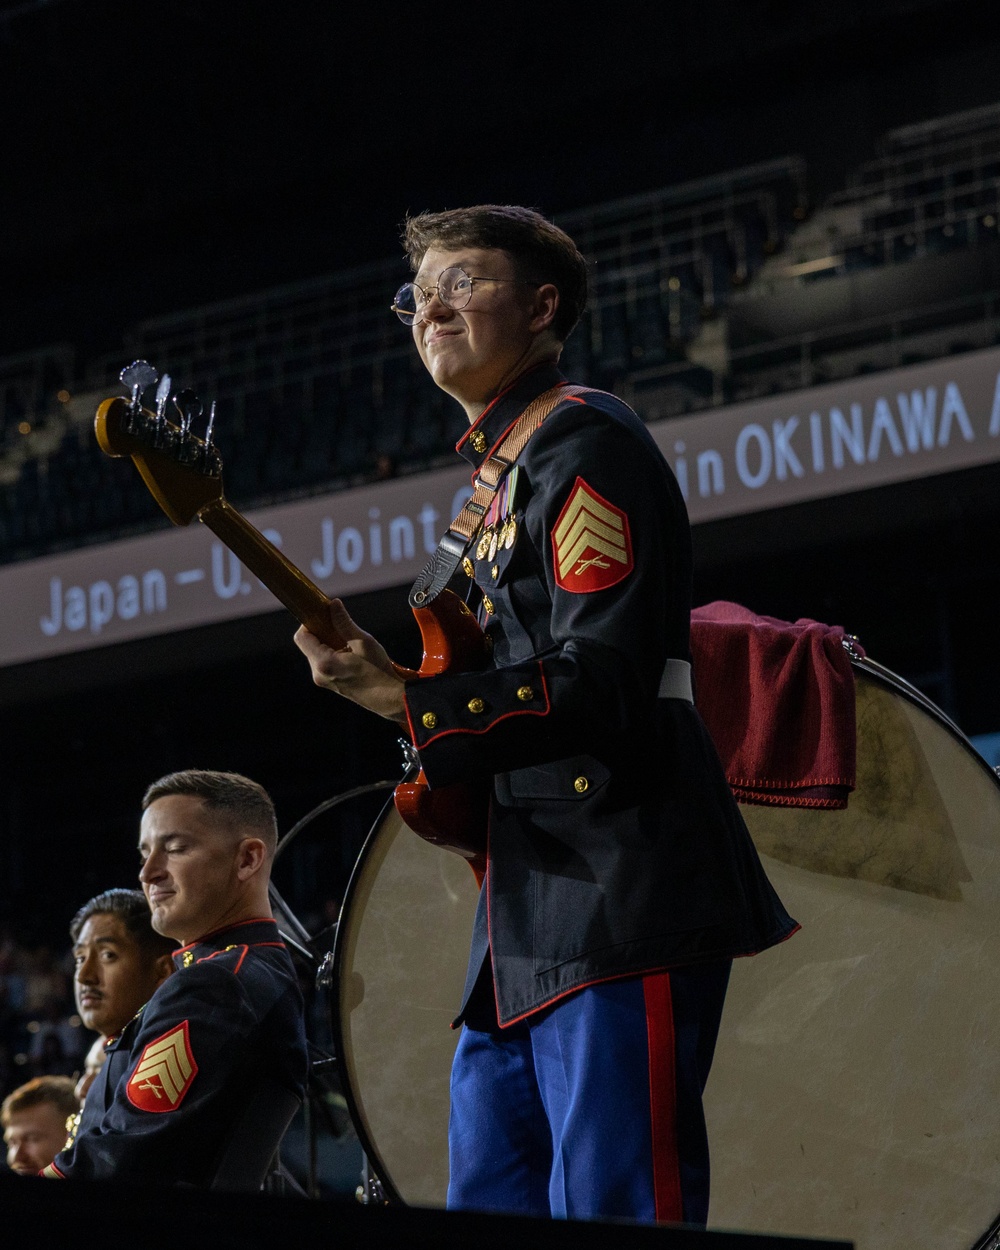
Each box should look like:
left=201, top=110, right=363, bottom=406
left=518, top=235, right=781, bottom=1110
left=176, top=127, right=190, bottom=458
left=404, top=364, right=798, bottom=1027
left=47, top=917, right=307, bottom=1184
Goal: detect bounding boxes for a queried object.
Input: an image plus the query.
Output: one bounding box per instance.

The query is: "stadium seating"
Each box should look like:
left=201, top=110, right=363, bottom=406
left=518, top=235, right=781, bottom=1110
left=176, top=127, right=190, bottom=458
left=4, top=110, right=1000, bottom=564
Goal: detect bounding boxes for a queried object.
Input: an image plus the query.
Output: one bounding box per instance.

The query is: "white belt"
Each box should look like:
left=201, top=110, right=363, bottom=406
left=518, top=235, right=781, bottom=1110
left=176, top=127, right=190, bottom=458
left=658, top=658, right=694, bottom=703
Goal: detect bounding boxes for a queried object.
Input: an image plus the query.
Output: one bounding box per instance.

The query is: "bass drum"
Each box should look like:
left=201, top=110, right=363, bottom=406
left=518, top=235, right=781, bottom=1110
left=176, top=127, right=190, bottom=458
left=333, top=659, right=1000, bottom=1248
left=331, top=793, right=480, bottom=1206
left=707, top=657, right=1000, bottom=1250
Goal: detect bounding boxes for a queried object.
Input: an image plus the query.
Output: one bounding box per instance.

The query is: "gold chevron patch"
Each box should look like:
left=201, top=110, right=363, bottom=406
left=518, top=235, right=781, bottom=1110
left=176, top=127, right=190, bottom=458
left=552, top=477, right=634, bottom=593
left=126, top=1021, right=198, bottom=1113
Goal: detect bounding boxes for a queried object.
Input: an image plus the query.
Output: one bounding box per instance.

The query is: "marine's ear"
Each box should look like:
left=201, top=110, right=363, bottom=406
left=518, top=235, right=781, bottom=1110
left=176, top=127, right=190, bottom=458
left=235, top=836, right=268, bottom=881
left=153, top=953, right=174, bottom=986
left=529, top=282, right=560, bottom=335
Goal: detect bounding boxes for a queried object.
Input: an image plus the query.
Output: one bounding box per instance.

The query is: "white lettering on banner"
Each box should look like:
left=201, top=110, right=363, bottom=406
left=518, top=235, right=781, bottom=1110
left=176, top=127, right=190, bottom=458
left=939, top=382, right=975, bottom=444
left=735, top=425, right=772, bottom=489
left=311, top=519, right=335, bottom=578
left=673, top=441, right=689, bottom=500
left=119, top=576, right=140, bottom=618
left=809, top=412, right=824, bottom=472
left=39, top=571, right=169, bottom=637
left=897, top=388, right=936, bottom=451
left=868, top=398, right=904, bottom=460
left=697, top=449, right=725, bottom=496
left=772, top=418, right=804, bottom=481
left=337, top=527, right=364, bottom=573
left=830, top=406, right=865, bottom=468
left=368, top=508, right=383, bottom=566
left=212, top=544, right=246, bottom=599
left=990, top=372, right=1000, bottom=436
left=311, top=510, right=431, bottom=578
left=684, top=377, right=984, bottom=507
left=389, top=516, right=414, bottom=561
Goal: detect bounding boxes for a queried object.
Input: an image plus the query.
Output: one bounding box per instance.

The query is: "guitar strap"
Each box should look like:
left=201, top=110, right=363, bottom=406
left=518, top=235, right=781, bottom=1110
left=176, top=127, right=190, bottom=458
left=409, top=384, right=594, bottom=608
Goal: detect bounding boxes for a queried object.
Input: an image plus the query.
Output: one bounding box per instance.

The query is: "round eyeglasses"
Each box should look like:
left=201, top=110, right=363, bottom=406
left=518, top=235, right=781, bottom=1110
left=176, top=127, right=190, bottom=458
left=391, top=265, right=537, bottom=326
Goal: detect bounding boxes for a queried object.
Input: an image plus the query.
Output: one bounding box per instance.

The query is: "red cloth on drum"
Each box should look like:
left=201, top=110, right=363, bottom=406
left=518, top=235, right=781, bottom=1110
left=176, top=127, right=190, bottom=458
left=690, top=600, right=861, bottom=809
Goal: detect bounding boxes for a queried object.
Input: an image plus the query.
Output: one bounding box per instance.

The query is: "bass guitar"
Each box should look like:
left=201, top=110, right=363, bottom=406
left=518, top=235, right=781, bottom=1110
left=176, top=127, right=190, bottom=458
left=95, top=362, right=489, bottom=874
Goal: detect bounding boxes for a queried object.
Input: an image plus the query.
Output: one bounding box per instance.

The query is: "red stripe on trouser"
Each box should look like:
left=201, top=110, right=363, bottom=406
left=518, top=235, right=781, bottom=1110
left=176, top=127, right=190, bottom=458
left=643, top=972, right=683, bottom=1222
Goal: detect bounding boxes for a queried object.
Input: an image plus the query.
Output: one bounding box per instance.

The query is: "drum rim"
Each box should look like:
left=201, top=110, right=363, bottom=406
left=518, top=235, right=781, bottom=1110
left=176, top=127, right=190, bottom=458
left=330, top=785, right=411, bottom=1205
left=851, top=655, right=1000, bottom=796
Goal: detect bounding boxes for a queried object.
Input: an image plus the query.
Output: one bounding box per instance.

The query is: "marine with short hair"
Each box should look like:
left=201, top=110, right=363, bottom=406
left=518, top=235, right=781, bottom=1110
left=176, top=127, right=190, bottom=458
left=295, top=205, right=798, bottom=1225
left=44, top=770, right=307, bottom=1186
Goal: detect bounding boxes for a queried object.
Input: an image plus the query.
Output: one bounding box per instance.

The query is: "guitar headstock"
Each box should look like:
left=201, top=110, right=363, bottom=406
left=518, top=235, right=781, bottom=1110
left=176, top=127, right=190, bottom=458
left=95, top=361, right=224, bottom=526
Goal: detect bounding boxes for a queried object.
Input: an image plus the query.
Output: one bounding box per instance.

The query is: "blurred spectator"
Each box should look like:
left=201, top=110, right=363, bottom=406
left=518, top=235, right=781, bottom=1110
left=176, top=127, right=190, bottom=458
left=74, top=1035, right=106, bottom=1107
left=2, top=1075, right=79, bottom=1175
left=27, top=999, right=84, bottom=1078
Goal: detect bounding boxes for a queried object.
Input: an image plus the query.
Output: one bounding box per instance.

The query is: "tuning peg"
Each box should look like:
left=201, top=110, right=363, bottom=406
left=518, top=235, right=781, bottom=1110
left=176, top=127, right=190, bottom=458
left=173, top=388, right=202, bottom=438
left=120, top=360, right=159, bottom=409
left=154, top=373, right=172, bottom=426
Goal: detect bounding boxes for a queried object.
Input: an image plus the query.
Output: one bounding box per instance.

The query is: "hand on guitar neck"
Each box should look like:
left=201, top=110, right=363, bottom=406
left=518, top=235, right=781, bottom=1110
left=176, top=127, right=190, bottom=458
left=94, top=361, right=490, bottom=868
left=294, top=599, right=409, bottom=728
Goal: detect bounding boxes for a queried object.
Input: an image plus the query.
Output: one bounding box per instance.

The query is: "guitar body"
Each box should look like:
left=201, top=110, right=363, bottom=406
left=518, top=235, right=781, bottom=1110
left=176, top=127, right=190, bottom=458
left=394, top=593, right=491, bottom=880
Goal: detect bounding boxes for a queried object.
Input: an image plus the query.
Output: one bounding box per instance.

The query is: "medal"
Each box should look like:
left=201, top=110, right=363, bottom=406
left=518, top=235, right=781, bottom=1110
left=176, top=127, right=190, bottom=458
left=488, top=530, right=498, bottom=561
left=504, top=517, right=517, bottom=548
left=476, top=529, right=491, bottom=560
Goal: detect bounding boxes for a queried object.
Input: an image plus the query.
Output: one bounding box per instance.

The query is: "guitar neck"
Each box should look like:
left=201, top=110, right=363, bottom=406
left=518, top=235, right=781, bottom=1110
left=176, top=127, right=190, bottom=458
left=198, top=497, right=346, bottom=649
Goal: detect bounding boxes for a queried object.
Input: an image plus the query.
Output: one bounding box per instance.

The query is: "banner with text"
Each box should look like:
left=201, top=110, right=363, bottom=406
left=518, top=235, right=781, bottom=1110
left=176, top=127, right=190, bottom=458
left=2, top=344, right=999, bottom=667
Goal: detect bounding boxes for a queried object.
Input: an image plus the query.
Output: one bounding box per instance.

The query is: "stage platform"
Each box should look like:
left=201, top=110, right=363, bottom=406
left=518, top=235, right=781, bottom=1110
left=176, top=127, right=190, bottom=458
left=1, top=1173, right=850, bottom=1250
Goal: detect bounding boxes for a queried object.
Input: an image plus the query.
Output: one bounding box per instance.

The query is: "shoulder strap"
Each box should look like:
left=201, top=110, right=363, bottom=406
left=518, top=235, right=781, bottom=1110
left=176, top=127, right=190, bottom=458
left=409, top=384, right=592, bottom=607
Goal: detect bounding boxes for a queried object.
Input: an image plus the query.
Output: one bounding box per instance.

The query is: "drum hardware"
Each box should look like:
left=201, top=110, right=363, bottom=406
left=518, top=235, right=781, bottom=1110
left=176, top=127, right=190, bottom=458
left=398, top=737, right=421, bottom=771
left=975, top=1224, right=1000, bottom=1250
left=273, top=779, right=400, bottom=867
left=841, top=634, right=863, bottom=660
left=268, top=780, right=399, bottom=1201
left=357, top=1156, right=388, bottom=1205
left=315, top=950, right=335, bottom=992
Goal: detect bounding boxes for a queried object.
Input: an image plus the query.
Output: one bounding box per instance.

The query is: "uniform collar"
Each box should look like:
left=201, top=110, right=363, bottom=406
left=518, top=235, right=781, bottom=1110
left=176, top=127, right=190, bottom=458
left=172, top=916, right=281, bottom=968
left=455, top=362, right=567, bottom=471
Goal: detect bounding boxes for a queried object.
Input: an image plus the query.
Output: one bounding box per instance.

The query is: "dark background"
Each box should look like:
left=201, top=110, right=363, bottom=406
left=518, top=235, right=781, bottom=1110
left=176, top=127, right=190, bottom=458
left=2, top=0, right=999, bottom=937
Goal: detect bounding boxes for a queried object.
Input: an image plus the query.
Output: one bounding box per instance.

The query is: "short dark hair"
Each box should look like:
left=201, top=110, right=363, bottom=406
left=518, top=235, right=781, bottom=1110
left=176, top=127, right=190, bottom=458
left=401, top=205, right=589, bottom=342
left=1, top=1076, right=79, bottom=1127
left=141, top=770, right=278, bottom=855
left=69, top=888, right=176, bottom=957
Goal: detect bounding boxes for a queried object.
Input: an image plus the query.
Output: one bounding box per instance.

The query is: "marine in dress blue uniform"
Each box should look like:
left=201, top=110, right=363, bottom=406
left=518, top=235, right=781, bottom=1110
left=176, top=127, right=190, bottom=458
left=402, top=362, right=797, bottom=1223
left=294, top=209, right=797, bottom=1225
left=45, top=917, right=307, bottom=1185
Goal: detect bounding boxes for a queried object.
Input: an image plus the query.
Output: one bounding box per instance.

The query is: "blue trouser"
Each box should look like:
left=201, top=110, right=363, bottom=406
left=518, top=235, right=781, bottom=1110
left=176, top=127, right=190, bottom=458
left=447, top=962, right=732, bottom=1225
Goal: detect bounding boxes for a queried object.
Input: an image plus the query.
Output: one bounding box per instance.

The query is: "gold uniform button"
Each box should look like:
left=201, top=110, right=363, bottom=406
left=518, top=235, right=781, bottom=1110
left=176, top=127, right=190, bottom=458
left=470, top=431, right=487, bottom=454
left=574, top=776, right=589, bottom=794
left=421, top=712, right=438, bottom=730
left=490, top=564, right=499, bottom=579
left=482, top=594, right=494, bottom=615
left=467, top=697, right=485, bottom=714
left=517, top=685, right=534, bottom=702
left=462, top=557, right=475, bottom=578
